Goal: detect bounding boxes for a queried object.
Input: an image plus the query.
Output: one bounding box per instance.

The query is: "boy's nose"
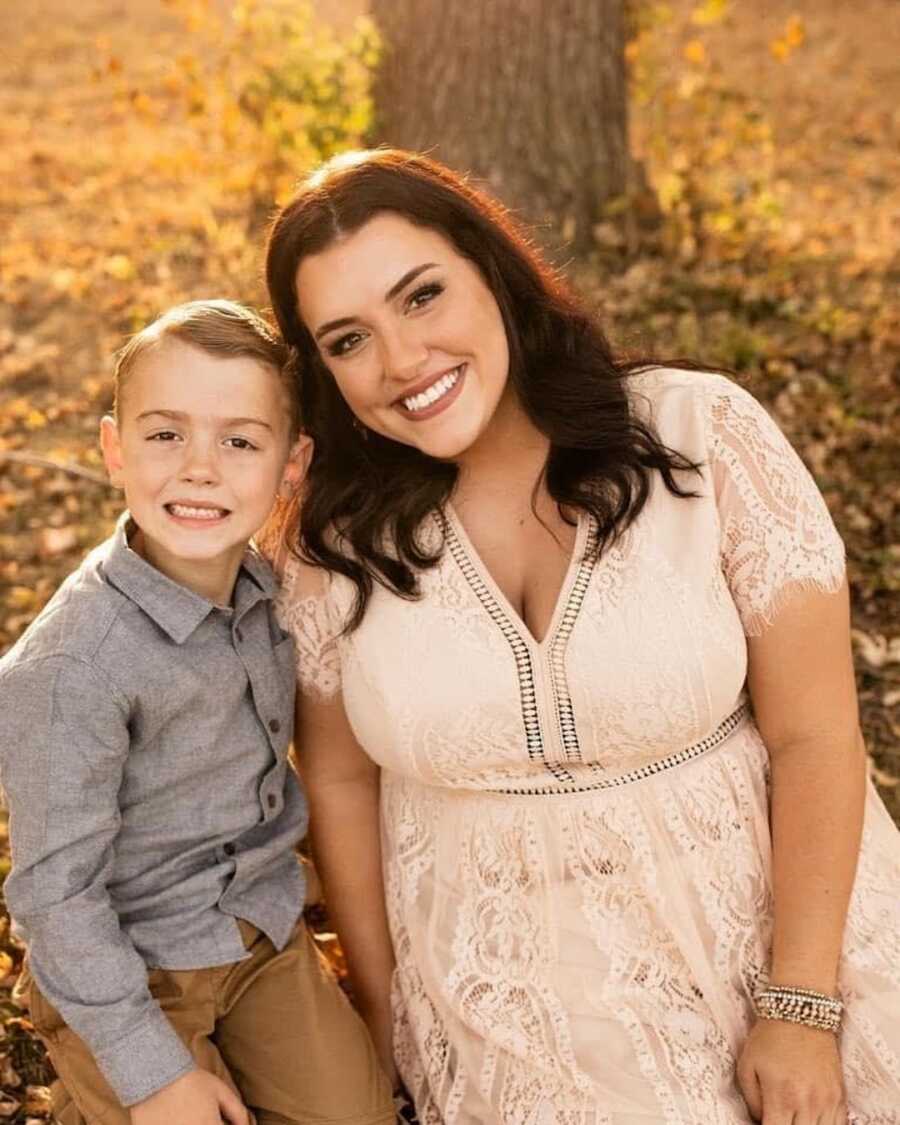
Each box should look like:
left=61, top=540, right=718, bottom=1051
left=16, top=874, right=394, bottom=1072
left=179, top=444, right=220, bottom=485
left=180, top=468, right=218, bottom=486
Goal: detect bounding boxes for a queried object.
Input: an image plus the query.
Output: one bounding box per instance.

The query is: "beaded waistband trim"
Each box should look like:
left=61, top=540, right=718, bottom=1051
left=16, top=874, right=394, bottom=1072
left=491, top=702, right=750, bottom=796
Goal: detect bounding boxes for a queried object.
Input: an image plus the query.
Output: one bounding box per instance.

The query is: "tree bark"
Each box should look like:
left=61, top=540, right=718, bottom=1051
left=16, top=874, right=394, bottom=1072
left=369, top=0, right=632, bottom=252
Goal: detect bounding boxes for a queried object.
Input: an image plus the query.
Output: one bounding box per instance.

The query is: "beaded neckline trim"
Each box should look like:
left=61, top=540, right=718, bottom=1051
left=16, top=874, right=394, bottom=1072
left=490, top=703, right=749, bottom=796
left=548, top=519, right=599, bottom=762
left=440, top=511, right=597, bottom=784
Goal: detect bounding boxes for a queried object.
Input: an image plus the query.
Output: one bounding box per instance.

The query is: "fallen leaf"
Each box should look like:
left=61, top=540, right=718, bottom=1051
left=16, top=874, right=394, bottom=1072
left=0, top=1096, right=21, bottom=1119
left=22, top=1087, right=52, bottom=1115
left=0, top=1057, right=20, bottom=1090
left=851, top=630, right=900, bottom=668
left=38, top=526, right=78, bottom=558
left=871, top=765, right=899, bottom=789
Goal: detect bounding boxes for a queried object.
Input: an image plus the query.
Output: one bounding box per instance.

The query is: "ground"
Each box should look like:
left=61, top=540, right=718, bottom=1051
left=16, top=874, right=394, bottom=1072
left=0, top=1, right=897, bottom=1119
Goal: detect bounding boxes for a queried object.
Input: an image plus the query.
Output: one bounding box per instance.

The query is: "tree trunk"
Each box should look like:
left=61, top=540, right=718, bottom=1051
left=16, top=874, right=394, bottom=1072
left=369, top=0, right=632, bottom=253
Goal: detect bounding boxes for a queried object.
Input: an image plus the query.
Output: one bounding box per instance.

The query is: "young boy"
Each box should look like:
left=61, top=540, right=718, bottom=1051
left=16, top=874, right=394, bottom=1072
left=0, top=301, right=394, bottom=1125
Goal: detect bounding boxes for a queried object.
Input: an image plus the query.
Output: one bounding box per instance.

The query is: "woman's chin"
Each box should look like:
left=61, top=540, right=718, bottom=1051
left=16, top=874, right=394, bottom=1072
left=374, top=415, right=482, bottom=464
left=410, top=428, right=481, bottom=464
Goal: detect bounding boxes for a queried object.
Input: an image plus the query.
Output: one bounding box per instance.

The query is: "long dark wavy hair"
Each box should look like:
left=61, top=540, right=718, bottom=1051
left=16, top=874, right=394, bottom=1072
left=265, top=148, right=702, bottom=629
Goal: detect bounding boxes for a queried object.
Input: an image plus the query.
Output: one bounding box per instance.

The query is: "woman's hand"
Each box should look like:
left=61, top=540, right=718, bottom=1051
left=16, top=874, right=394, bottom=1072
left=736, top=1019, right=848, bottom=1124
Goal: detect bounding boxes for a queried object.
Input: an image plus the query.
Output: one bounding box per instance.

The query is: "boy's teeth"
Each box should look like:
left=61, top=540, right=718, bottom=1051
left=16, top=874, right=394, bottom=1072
left=169, top=504, right=226, bottom=520
left=402, top=366, right=461, bottom=413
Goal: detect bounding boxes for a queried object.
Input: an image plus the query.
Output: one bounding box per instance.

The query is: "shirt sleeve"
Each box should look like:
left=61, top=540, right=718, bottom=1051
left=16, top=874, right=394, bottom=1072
left=274, top=552, right=345, bottom=701
left=701, top=374, right=846, bottom=636
left=0, top=655, right=195, bottom=1106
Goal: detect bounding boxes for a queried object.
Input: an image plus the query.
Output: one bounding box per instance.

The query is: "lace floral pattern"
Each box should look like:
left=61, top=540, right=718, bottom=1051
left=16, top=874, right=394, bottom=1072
left=275, top=370, right=899, bottom=1123
left=276, top=556, right=344, bottom=701
left=702, top=375, right=846, bottom=634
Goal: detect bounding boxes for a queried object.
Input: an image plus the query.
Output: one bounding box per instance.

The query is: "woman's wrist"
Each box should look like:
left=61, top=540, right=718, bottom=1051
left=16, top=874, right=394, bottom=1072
left=768, top=949, right=839, bottom=995
left=755, top=984, right=844, bottom=1034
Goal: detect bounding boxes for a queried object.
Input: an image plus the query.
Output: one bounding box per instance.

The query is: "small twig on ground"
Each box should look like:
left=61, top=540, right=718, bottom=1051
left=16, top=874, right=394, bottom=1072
left=0, top=451, right=112, bottom=487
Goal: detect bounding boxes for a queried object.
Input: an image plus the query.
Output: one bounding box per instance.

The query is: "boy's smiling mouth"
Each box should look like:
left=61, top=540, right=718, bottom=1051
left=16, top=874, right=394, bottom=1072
left=165, top=502, right=231, bottom=522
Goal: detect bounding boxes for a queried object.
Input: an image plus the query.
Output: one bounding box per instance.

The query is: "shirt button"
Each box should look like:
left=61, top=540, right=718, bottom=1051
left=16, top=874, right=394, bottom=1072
left=268, top=719, right=281, bottom=734
left=223, top=843, right=236, bottom=857
left=266, top=794, right=277, bottom=809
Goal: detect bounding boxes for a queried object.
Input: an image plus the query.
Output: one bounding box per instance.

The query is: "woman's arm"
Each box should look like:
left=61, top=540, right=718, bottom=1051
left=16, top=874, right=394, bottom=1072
left=749, top=577, right=866, bottom=995
left=295, top=690, right=397, bottom=1083
left=737, top=577, right=865, bottom=1124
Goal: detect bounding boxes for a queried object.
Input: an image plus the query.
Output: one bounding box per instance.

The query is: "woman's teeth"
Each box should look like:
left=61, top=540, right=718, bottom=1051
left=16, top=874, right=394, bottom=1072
left=167, top=504, right=228, bottom=520
left=402, top=366, right=461, bottom=413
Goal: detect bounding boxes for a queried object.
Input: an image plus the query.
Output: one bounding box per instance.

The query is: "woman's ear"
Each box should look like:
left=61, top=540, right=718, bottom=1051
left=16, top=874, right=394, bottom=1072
left=280, top=434, right=314, bottom=497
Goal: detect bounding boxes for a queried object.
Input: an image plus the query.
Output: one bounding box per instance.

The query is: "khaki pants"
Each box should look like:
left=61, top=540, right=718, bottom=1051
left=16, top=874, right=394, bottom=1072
left=21, top=921, right=394, bottom=1125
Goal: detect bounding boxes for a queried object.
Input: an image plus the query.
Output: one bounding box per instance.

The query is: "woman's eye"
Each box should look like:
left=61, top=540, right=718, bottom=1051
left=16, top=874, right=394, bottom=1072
left=407, top=282, right=444, bottom=311
left=224, top=436, right=258, bottom=451
left=326, top=330, right=366, bottom=358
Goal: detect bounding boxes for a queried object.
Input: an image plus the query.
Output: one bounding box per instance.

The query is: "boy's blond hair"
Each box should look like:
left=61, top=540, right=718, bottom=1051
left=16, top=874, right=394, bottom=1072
left=114, top=300, right=300, bottom=435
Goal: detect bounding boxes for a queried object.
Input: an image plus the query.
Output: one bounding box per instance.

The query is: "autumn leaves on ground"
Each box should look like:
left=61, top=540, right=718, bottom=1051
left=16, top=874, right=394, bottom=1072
left=0, top=0, right=898, bottom=1119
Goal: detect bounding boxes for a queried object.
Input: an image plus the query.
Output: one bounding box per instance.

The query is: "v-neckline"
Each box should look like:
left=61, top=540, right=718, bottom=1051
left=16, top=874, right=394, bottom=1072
left=443, top=502, right=592, bottom=650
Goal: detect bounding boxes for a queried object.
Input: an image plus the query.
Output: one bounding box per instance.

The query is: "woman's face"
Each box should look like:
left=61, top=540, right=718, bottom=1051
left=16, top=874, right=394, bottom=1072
left=295, top=212, right=511, bottom=463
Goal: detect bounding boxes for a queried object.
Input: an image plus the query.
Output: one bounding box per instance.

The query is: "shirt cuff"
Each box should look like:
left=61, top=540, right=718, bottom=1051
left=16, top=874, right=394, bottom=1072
left=92, top=1004, right=196, bottom=1107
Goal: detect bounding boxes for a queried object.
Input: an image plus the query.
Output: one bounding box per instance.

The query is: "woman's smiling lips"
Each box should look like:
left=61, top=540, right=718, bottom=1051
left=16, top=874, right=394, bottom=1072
left=393, top=364, right=466, bottom=421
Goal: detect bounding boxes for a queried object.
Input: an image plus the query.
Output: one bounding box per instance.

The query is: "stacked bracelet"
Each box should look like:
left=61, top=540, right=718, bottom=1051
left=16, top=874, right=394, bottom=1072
left=755, top=985, right=844, bottom=1033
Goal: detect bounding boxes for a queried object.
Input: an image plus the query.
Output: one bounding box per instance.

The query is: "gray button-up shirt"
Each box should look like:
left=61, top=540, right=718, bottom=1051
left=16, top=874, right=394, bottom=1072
left=0, top=515, right=307, bottom=1106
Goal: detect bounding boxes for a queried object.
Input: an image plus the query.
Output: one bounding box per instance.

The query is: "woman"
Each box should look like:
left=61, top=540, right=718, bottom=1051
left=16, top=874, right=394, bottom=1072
left=262, top=149, right=900, bottom=1124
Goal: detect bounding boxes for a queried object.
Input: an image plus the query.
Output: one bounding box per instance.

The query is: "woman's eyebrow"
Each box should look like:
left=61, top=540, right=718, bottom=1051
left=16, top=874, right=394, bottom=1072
left=314, top=262, right=439, bottom=340
left=384, top=262, right=437, bottom=302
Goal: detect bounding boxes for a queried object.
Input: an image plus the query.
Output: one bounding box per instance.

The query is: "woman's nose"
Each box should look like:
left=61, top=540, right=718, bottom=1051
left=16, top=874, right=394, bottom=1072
left=379, top=323, right=428, bottom=382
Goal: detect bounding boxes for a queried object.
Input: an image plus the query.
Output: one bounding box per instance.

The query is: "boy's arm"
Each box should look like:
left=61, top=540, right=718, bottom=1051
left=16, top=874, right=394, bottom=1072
left=0, top=654, right=196, bottom=1108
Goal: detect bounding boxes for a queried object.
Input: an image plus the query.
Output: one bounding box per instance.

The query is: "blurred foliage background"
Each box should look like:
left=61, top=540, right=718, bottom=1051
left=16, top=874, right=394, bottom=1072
left=0, top=1, right=897, bottom=1118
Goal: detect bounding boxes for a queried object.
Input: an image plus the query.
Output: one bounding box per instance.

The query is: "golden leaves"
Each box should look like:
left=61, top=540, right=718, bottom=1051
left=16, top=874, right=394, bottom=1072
left=770, top=16, right=806, bottom=62
left=159, top=0, right=380, bottom=199
left=690, top=0, right=729, bottom=26
left=103, top=255, right=137, bottom=282
left=628, top=4, right=785, bottom=262
left=682, top=39, right=707, bottom=65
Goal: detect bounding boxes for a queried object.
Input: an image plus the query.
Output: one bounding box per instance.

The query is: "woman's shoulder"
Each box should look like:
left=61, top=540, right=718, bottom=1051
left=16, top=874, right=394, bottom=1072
left=627, top=365, right=748, bottom=452
left=627, top=364, right=746, bottom=408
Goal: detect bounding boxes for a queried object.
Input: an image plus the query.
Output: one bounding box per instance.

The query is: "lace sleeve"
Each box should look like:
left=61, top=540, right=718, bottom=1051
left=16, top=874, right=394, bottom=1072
left=703, top=374, right=846, bottom=636
left=255, top=510, right=346, bottom=701
left=274, top=553, right=344, bottom=700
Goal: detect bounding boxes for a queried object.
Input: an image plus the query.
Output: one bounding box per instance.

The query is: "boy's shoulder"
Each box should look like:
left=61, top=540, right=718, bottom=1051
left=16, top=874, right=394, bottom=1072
left=0, top=532, right=133, bottom=683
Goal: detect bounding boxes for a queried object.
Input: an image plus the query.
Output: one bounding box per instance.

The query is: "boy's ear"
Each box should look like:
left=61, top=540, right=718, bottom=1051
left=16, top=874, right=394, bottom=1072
left=280, top=434, right=313, bottom=498
left=99, top=415, right=125, bottom=488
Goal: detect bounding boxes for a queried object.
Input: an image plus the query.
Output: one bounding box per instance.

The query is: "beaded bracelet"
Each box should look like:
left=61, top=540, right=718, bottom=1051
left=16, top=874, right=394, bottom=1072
left=755, top=985, right=844, bottom=1033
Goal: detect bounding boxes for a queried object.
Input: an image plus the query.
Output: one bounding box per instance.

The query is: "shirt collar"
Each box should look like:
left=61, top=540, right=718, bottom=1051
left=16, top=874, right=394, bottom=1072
left=101, top=513, right=276, bottom=644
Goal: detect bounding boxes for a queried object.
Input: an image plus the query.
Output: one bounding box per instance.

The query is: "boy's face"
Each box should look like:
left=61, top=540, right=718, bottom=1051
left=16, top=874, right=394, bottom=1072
left=101, top=339, right=304, bottom=596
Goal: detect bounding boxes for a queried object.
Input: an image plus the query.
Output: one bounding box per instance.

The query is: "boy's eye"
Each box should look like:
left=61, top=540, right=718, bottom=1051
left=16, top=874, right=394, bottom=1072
left=147, top=430, right=180, bottom=442
left=223, top=436, right=258, bottom=451
left=406, top=281, right=444, bottom=311
left=326, top=330, right=367, bottom=358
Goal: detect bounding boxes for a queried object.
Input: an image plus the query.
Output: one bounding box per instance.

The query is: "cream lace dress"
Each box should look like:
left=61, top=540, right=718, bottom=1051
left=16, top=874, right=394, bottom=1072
left=276, top=370, right=900, bottom=1124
